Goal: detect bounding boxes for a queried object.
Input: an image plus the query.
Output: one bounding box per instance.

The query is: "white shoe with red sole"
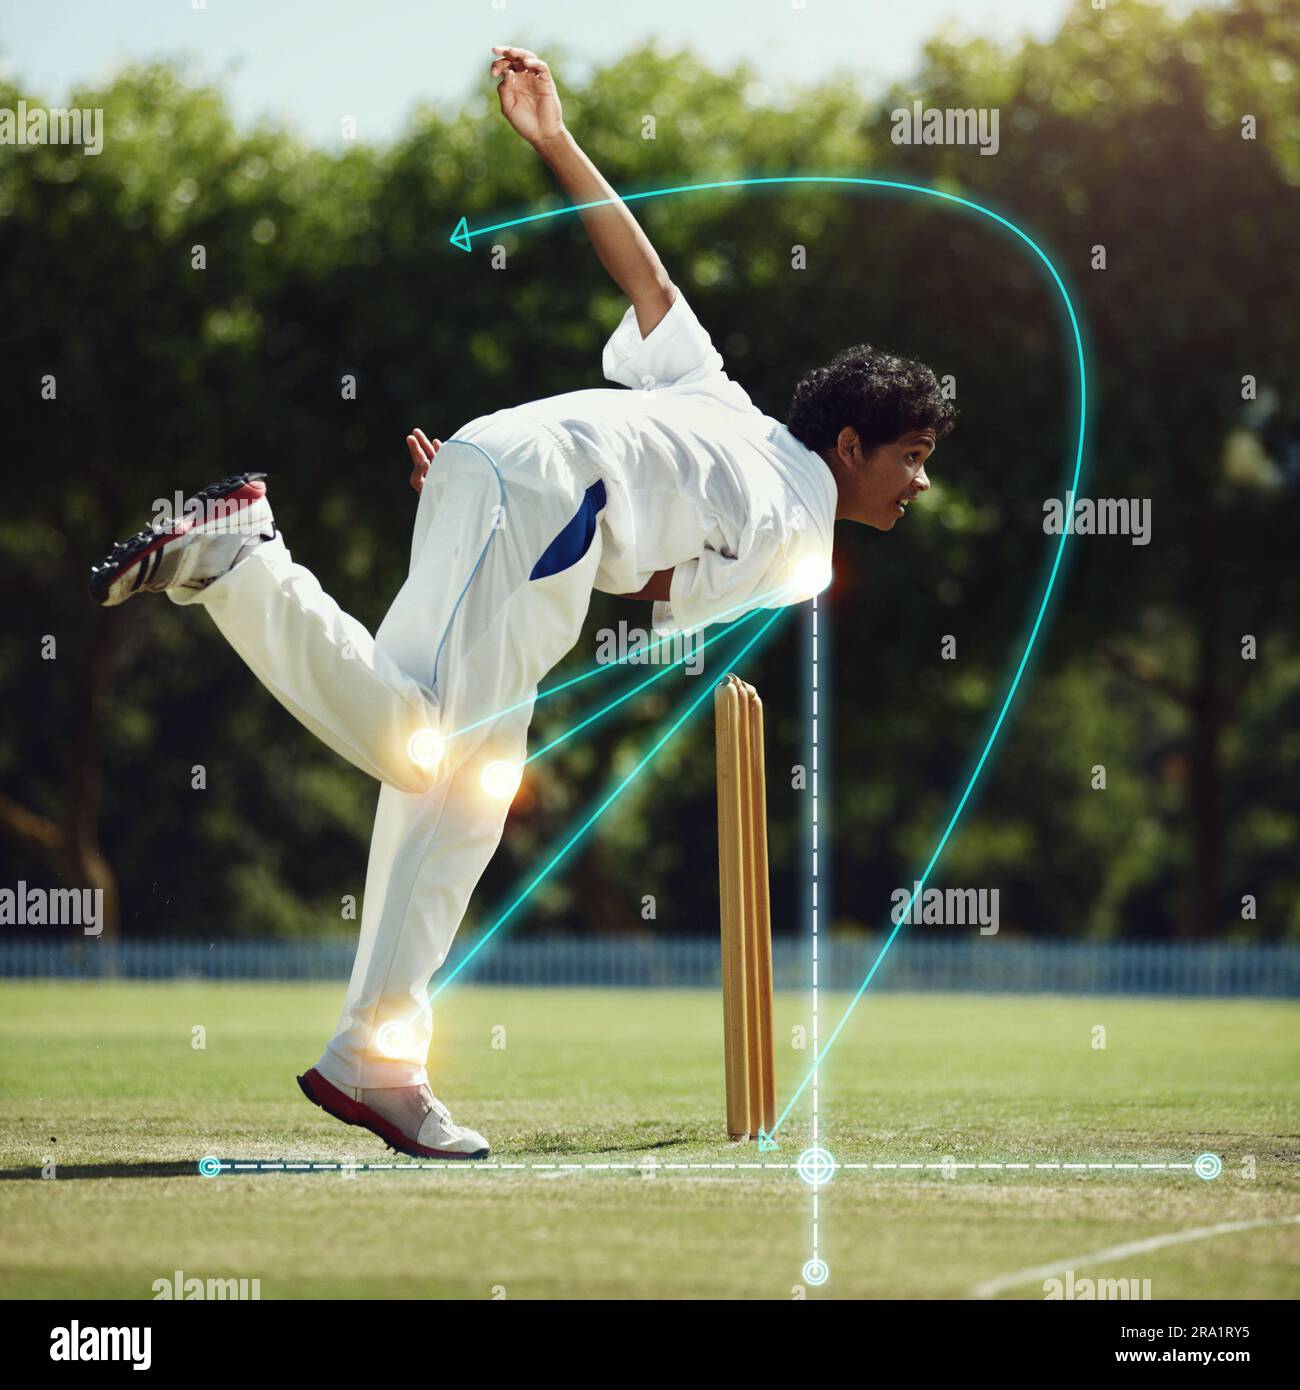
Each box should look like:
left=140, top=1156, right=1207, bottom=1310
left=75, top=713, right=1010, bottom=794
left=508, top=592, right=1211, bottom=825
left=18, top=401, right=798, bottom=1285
left=296, top=1067, right=490, bottom=1161
left=89, top=473, right=275, bottom=606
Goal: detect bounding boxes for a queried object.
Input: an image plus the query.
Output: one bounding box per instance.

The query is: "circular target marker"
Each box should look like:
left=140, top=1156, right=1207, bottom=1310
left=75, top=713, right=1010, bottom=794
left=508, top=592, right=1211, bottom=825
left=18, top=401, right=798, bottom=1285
left=801, top=1258, right=830, bottom=1286
left=1194, top=1152, right=1223, bottom=1181
left=795, top=1146, right=837, bottom=1187
left=481, top=759, right=522, bottom=800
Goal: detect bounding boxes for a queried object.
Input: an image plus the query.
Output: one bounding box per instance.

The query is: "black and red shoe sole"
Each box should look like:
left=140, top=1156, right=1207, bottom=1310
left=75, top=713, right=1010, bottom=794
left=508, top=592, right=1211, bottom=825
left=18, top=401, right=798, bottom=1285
left=296, top=1067, right=489, bottom=1161
left=88, top=472, right=268, bottom=606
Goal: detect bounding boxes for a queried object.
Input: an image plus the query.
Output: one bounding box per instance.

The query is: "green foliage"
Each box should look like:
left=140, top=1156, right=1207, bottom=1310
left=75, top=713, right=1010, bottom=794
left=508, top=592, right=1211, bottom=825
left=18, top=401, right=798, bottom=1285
left=1, top=3, right=1296, bottom=943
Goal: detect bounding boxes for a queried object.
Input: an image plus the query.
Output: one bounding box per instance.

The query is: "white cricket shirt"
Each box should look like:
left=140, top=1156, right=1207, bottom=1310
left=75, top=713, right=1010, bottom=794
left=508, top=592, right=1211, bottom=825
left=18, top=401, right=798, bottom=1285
left=515, top=291, right=837, bottom=632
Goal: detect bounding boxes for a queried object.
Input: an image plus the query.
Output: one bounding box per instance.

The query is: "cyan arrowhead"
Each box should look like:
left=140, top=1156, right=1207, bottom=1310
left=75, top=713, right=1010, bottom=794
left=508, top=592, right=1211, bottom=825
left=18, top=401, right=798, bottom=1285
left=449, top=216, right=473, bottom=253
left=757, top=1130, right=779, bottom=1152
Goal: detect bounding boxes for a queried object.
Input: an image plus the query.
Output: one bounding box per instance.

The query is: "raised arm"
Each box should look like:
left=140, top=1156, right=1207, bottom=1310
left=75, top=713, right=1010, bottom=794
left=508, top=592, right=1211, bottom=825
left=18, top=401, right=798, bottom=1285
left=491, top=46, right=676, bottom=337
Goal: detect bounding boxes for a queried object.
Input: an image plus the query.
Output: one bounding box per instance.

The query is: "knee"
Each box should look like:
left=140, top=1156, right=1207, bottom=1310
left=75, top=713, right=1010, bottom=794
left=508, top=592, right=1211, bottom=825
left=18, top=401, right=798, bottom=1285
left=384, top=725, right=447, bottom=795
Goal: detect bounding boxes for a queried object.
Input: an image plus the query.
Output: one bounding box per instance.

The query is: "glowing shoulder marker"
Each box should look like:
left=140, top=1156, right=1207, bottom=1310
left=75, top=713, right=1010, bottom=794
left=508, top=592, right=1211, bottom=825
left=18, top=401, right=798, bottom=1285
left=793, top=556, right=833, bottom=598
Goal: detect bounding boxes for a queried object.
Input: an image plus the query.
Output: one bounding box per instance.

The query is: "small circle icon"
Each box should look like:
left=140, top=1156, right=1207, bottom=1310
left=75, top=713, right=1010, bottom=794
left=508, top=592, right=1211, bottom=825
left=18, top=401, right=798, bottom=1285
left=802, top=1258, right=830, bottom=1286
left=795, top=1146, right=837, bottom=1187
left=1194, top=1152, right=1222, bottom=1181
left=197, top=1155, right=223, bottom=1178
left=406, top=728, right=445, bottom=770
left=376, top=1020, right=414, bottom=1058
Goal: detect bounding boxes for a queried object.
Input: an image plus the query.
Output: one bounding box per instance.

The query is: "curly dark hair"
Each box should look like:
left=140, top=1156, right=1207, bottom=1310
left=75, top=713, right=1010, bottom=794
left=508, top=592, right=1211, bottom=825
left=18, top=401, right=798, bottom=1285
left=786, top=345, right=957, bottom=454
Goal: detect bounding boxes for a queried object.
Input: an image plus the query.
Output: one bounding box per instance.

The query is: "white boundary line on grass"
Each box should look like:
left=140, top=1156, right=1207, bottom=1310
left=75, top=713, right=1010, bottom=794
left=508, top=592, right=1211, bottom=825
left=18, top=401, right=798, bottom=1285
left=969, top=1214, right=1300, bottom=1299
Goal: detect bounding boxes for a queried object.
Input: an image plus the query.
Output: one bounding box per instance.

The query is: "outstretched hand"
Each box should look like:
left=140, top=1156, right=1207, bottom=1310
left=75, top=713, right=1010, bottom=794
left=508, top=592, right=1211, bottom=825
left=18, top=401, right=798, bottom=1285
left=491, top=46, right=565, bottom=146
left=406, top=428, right=441, bottom=493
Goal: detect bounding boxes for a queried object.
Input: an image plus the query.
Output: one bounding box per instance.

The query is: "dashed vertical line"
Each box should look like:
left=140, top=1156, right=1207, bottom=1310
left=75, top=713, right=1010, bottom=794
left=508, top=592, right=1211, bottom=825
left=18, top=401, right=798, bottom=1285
left=810, top=594, right=820, bottom=1268
left=812, top=595, right=820, bottom=1142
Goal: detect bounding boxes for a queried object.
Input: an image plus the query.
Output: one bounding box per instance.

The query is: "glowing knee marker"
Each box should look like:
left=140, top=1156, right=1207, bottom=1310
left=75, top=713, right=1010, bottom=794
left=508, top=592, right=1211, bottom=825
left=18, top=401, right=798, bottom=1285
left=375, top=1020, right=415, bottom=1058
left=802, top=1258, right=830, bottom=1287
left=481, top=759, right=522, bottom=801
left=406, top=728, right=445, bottom=771
left=796, top=1146, right=837, bottom=1187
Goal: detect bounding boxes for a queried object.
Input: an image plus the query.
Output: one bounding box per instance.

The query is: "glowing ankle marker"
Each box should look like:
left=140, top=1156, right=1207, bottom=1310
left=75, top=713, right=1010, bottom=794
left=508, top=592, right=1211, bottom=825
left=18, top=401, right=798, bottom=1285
left=481, top=759, right=522, bottom=800
left=793, top=556, right=833, bottom=598
left=376, top=1020, right=414, bottom=1058
left=406, top=728, right=445, bottom=770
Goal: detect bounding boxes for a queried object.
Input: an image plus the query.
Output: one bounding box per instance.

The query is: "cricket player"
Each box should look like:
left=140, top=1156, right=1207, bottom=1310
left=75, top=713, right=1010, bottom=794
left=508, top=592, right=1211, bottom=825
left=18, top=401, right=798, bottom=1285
left=89, top=48, right=955, bottom=1159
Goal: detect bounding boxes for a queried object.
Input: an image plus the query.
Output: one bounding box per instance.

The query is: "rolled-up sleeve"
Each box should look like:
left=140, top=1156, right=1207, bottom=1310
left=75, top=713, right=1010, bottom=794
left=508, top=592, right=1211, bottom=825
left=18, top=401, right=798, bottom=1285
left=602, top=292, right=725, bottom=390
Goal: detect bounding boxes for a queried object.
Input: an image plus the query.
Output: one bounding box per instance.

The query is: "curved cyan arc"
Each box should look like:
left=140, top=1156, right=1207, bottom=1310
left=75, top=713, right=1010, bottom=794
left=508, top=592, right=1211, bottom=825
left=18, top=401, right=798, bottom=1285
left=452, top=176, right=1089, bottom=1144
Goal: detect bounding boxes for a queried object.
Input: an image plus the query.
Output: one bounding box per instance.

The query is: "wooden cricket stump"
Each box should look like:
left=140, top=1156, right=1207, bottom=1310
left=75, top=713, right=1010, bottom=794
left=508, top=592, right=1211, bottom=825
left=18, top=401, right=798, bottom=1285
left=714, top=674, right=776, bottom=1141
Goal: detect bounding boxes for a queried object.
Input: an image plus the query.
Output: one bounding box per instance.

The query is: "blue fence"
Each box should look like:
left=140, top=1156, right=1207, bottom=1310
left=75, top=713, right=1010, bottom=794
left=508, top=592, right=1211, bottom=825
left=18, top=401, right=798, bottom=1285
left=2, top=936, right=1297, bottom=997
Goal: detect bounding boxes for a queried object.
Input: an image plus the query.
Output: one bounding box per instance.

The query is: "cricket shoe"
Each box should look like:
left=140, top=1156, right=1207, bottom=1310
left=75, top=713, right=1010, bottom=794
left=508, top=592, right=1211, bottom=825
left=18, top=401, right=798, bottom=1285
left=89, top=473, right=276, bottom=606
left=296, top=1067, right=490, bottom=1161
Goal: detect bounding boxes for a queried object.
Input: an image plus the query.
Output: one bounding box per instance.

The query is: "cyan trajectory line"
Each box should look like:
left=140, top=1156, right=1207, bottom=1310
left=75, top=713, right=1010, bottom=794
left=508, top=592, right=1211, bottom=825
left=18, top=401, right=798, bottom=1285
left=524, top=607, right=765, bottom=765
left=430, top=606, right=789, bottom=999
left=454, top=174, right=1088, bottom=1147
left=448, top=578, right=795, bottom=741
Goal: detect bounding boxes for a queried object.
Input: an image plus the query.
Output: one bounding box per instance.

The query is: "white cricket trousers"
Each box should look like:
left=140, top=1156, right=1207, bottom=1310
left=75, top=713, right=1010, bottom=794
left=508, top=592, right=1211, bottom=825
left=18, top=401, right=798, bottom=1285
left=173, top=409, right=605, bottom=1087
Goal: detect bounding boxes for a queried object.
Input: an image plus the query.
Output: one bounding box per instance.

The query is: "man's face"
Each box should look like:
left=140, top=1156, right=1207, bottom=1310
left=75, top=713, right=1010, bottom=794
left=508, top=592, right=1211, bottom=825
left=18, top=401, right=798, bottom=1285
left=854, top=429, right=935, bottom=530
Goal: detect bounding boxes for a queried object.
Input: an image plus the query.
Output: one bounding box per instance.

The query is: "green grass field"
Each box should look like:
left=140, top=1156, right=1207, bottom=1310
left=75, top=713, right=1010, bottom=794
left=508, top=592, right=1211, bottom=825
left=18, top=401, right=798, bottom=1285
left=1, top=982, right=1296, bottom=1300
